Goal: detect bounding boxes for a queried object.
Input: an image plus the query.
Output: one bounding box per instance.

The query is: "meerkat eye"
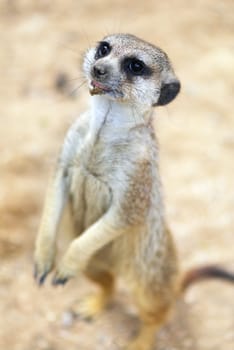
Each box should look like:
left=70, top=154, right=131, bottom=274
left=95, top=41, right=111, bottom=59
left=122, top=57, right=151, bottom=77
left=128, top=59, right=145, bottom=75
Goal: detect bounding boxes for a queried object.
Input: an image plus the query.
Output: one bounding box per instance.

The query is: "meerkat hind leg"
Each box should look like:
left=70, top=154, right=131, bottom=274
left=73, top=268, right=115, bottom=319
left=125, top=323, right=156, bottom=350
left=125, top=303, right=170, bottom=350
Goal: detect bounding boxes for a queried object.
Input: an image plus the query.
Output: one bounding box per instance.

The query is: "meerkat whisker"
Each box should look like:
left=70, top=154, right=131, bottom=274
left=69, top=79, right=87, bottom=96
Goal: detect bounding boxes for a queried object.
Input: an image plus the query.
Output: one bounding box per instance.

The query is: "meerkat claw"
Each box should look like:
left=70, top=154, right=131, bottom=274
left=38, top=272, right=48, bottom=286
left=34, top=264, right=50, bottom=286
left=52, top=269, right=73, bottom=286
left=51, top=258, right=77, bottom=286
left=52, top=276, right=69, bottom=286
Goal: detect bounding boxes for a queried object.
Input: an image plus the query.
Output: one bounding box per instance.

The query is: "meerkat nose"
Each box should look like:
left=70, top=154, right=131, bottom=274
left=93, top=64, right=109, bottom=79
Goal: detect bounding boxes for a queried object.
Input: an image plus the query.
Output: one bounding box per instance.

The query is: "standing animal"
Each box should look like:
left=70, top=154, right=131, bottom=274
left=34, top=33, right=234, bottom=350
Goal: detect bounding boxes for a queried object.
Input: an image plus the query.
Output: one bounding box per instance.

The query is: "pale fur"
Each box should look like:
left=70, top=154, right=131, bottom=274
left=34, top=34, right=180, bottom=350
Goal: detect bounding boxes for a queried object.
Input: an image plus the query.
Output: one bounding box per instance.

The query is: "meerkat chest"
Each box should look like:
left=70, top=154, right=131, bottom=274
left=70, top=127, right=128, bottom=229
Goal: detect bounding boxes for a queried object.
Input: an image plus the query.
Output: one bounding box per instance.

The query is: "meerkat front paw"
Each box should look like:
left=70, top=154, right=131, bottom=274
left=34, top=238, right=55, bottom=285
left=52, top=256, right=78, bottom=286
left=52, top=242, right=87, bottom=286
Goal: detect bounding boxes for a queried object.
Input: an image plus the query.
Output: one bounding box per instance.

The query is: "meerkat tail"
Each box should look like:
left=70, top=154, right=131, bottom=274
left=180, top=265, right=234, bottom=292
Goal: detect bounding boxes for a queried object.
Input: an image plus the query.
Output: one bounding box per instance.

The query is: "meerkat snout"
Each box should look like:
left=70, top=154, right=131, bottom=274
left=92, top=64, right=109, bottom=80
left=93, top=65, right=105, bottom=78
left=83, top=33, right=180, bottom=107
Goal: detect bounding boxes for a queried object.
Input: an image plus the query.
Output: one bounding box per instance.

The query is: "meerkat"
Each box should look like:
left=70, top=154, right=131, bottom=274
left=34, top=34, right=234, bottom=350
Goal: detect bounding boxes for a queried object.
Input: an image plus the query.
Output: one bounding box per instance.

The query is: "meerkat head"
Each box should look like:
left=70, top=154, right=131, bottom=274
left=83, top=33, right=180, bottom=109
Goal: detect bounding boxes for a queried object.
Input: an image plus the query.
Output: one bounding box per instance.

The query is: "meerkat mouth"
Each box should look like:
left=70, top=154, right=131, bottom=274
left=89, top=80, right=112, bottom=96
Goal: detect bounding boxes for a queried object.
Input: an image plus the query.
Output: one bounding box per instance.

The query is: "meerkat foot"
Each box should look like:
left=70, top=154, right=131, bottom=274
left=73, top=291, right=111, bottom=320
left=124, top=317, right=159, bottom=350
left=125, top=337, right=155, bottom=350
left=73, top=268, right=115, bottom=319
left=125, top=300, right=171, bottom=350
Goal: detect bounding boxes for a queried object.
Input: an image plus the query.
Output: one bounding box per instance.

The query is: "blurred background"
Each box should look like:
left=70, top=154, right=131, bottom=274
left=0, top=1, right=233, bottom=349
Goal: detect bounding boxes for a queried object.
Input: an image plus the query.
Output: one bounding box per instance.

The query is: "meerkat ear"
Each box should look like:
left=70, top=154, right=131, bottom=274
left=154, top=79, right=181, bottom=106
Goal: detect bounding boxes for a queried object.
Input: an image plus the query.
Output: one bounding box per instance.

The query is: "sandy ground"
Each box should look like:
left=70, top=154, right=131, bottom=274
left=0, top=1, right=234, bottom=349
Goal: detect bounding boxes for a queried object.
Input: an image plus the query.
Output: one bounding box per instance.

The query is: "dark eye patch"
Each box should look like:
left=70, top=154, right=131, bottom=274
left=121, top=57, right=152, bottom=78
left=95, top=41, right=111, bottom=60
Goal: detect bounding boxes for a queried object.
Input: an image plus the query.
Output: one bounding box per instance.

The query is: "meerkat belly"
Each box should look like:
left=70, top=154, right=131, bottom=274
left=70, top=165, right=111, bottom=235
left=83, top=172, right=111, bottom=227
